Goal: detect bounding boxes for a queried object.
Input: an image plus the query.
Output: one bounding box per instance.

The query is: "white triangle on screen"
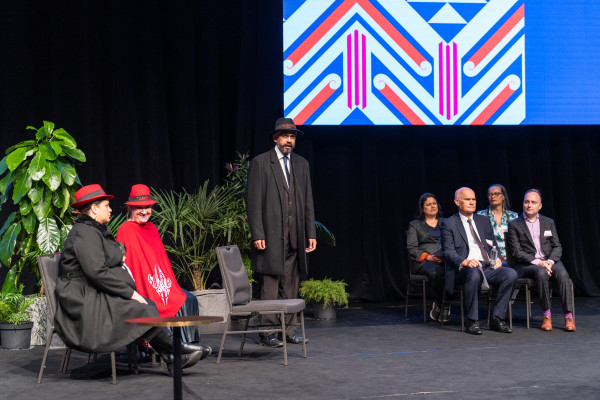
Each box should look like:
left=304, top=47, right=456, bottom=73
left=429, top=3, right=467, bottom=24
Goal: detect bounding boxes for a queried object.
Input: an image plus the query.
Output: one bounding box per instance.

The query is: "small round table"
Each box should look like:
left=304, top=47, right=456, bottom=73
left=126, top=316, right=223, bottom=400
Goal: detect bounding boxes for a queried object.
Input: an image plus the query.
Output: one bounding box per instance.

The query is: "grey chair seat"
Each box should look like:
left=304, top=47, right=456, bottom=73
left=231, top=299, right=306, bottom=314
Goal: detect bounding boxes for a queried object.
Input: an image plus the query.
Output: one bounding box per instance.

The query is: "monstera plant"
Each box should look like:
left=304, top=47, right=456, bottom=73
left=0, top=121, right=85, bottom=292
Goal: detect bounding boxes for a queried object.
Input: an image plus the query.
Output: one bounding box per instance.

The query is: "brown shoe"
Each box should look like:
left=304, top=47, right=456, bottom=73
left=541, top=316, right=552, bottom=331
left=564, top=317, right=576, bottom=332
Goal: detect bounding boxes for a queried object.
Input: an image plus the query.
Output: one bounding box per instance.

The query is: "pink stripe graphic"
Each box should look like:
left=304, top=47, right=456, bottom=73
left=347, top=34, right=352, bottom=109
left=354, top=30, right=359, bottom=106
left=446, top=45, right=450, bottom=120
left=362, top=34, right=367, bottom=109
left=439, top=42, right=443, bottom=116
left=453, top=42, right=458, bottom=117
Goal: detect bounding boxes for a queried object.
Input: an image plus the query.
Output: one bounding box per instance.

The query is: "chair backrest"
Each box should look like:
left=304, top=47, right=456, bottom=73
left=37, top=252, right=62, bottom=320
left=215, top=245, right=251, bottom=306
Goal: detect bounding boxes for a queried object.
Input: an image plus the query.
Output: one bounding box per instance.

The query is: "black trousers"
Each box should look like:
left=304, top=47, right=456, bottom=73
left=260, top=247, right=299, bottom=336
left=416, top=261, right=445, bottom=304
left=455, top=265, right=517, bottom=321
left=518, top=261, right=573, bottom=313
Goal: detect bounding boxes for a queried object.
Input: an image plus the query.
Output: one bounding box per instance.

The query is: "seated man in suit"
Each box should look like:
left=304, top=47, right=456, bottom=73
left=507, top=189, right=575, bottom=332
left=441, top=187, right=517, bottom=335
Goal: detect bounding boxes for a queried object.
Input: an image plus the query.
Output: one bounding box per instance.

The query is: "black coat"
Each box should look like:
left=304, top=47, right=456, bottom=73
left=246, top=148, right=316, bottom=275
left=406, top=219, right=442, bottom=273
left=54, top=215, right=159, bottom=353
left=507, top=214, right=562, bottom=266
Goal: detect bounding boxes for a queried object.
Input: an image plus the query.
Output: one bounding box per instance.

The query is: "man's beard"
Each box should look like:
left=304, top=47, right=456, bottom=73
left=277, top=143, right=293, bottom=155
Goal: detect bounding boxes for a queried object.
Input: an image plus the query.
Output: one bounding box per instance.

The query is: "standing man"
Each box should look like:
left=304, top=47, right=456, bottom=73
left=441, top=187, right=517, bottom=335
left=247, top=117, right=317, bottom=347
left=507, top=189, right=575, bottom=331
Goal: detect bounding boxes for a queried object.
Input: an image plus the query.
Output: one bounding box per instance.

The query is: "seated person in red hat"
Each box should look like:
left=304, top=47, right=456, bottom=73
left=54, top=184, right=210, bottom=375
left=116, top=184, right=208, bottom=347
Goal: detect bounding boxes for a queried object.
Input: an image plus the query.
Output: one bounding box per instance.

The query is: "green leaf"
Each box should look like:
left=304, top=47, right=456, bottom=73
left=50, top=141, right=63, bottom=155
left=27, top=181, right=44, bottom=203
left=0, top=156, right=8, bottom=176
left=60, top=187, right=71, bottom=217
left=22, top=211, right=36, bottom=234
left=1, top=265, right=19, bottom=295
left=38, top=142, right=57, bottom=161
left=26, top=126, right=37, bottom=130
left=53, top=128, right=77, bottom=148
left=19, top=198, right=32, bottom=215
left=35, top=127, right=46, bottom=141
left=59, top=224, right=72, bottom=247
left=54, top=159, right=77, bottom=186
left=42, top=163, right=61, bottom=191
left=52, top=188, right=65, bottom=208
left=27, top=152, right=46, bottom=181
left=0, top=169, right=14, bottom=196
left=0, top=212, right=16, bottom=237
left=6, top=147, right=29, bottom=172
left=12, top=172, right=32, bottom=204
left=62, top=147, right=86, bottom=162
left=4, top=140, right=36, bottom=156
left=32, top=188, right=52, bottom=220
left=0, top=223, right=21, bottom=266
left=43, top=121, right=55, bottom=138
left=37, top=217, right=60, bottom=253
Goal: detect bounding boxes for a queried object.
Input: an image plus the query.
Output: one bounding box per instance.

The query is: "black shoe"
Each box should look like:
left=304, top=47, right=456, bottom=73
left=490, top=316, right=512, bottom=333
left=260, top=334, right=283, bottom=348
left=180, top=343, right=212, bottom=360
left=429, top=301, right=441, bottom=321
left=466, top=319, right=482, bottom=335
left=161, top=350, right=205, bottom=376
left=440, top=304, right=451, bottom=323
left=283, top=333, right=309, bottom=344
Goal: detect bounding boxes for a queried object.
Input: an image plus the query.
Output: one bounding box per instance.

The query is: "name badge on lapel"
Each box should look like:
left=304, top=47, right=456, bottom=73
left=485, top=239, right=493, bottom=246
left=544, top=230, right=552, bottom=237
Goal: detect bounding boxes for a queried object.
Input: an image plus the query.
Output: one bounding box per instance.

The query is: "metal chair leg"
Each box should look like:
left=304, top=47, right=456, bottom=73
left=280, top=311, right=288, bottom=366
left=110, top=351, right=117, bottom=385
left=300, top=311, right=307, bottom=358
left=216, top=316, right=231, bottom=364
left=404, top=282, right=410, bottom=319
left=422, top=280, right=427, bottom=323
left=460, top=288, right=465, bottom=332
left=238, top=318, right=250, bottom=356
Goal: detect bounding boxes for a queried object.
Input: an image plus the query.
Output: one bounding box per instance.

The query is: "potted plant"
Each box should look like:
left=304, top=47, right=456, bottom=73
left=299, top=278, right=349, bottom=320
left=0, top=121, right=85, bottom=292
left=0, top=283, right=37, bottom=349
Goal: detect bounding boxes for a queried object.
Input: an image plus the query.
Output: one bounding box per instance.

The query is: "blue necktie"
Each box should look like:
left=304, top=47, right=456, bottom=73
left=283, top=156, right=290, bottom=187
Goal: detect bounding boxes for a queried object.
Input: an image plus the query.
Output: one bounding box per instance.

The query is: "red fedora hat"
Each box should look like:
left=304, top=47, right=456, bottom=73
left=71, top=184, right=114, bottom=210
left=124, top=184, right=157, bottom=206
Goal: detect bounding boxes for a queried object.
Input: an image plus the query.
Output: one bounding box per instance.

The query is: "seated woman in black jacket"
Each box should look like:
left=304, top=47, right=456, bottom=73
left=406, top=193, right=448, bottom=322
left=54, top=184, right=210, bottom=375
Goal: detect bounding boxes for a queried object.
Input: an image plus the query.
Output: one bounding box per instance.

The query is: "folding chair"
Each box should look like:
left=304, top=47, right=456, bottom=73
left=36, top=252, right=138, bottom=384
left=215, top=245, right=307, bottom=366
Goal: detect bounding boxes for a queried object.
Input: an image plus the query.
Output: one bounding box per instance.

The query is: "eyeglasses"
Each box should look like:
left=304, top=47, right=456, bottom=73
left=488, top=192, right=503, bottom=198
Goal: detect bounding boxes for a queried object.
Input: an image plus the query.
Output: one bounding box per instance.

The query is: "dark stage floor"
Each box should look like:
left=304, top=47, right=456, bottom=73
left=2, top=297, right=599, bottom=400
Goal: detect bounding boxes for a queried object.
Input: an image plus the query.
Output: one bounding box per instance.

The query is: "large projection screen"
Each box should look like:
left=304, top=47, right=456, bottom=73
left=283, top=0, right=600, bottom=125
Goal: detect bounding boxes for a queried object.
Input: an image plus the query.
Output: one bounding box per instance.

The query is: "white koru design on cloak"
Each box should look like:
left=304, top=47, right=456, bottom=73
left=148, top=264, right=172, bottom=305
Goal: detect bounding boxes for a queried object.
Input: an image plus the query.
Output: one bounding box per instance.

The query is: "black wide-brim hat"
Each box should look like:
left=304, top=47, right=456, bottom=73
left=269, top=117, right=304, bottom=138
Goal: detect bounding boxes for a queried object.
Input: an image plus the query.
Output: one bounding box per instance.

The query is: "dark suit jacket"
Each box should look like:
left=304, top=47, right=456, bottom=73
left=507, top=214, right=562, bottom=267
left=406, top=219, right=442, bottom=273
left=441, top=213, right=498, bottom=294
left=246, top=148, right=316, bottom=275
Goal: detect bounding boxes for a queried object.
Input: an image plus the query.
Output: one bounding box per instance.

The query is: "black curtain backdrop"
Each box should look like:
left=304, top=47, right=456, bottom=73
left=1, top=1, right=599, bottom=299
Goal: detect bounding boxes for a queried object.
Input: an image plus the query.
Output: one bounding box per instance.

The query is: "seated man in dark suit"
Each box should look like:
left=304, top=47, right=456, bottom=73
left=441, top=187, right=517, bottom=335
left=507, top=189, right=575, bottom=332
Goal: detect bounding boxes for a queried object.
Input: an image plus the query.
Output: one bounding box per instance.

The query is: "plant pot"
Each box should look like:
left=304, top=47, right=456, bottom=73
left=312, top=303, right=337, bottom=320
left=192, top=289, right=230, bottom=334
left=0, top=322, right=34, bottom=349
left=29, top=296, right=48, bottom=346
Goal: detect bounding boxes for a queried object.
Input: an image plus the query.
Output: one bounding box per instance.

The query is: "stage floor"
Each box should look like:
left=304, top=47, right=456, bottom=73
left=2, top=297, right=599, bottom=400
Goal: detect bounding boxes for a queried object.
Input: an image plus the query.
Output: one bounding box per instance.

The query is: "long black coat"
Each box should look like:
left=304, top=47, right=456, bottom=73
left=247, top=148, right=316, bottom=275
left=54, top=215, right=159, bottom=353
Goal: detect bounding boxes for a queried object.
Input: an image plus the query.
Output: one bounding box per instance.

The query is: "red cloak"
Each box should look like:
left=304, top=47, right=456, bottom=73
left=116, top=221, right=186, bottom=317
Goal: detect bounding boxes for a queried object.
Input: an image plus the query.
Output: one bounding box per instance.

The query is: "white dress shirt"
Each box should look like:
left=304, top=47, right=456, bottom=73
left=459, top=213, right=485, bottom=261
left=274, top=146, right=292, bottom=186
